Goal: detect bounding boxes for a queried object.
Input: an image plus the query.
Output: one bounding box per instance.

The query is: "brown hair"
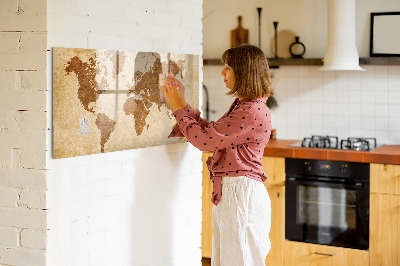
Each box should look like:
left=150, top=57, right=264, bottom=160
left=221, top=44, right=273, bottom=99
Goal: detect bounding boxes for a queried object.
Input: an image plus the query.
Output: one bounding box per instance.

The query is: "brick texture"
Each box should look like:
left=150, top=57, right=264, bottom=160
left=0, top=247, right=46, bottom=266
left=0, top=0, right=47, bottom=264
left=46, top=0, right=203, bottom=265
left=0, top=187, right=19, bottom=208
left=0, top=208, right=47, bottom=230
left=19, top=189, right=47, bottom=209
left=0, top=227, right=19, bottom=247
left=21, top=229, right=46, bottom=250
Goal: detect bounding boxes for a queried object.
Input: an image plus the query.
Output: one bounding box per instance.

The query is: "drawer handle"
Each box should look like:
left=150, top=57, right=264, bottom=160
left=314, top=252, right=335, bottom=257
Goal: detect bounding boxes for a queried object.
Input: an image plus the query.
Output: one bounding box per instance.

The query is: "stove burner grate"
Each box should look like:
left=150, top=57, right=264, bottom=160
left=340, top=137, right=377, bottom=151
left=301, top=135, right=339, bottom=149
left=298, top=136, right=378, bottom=151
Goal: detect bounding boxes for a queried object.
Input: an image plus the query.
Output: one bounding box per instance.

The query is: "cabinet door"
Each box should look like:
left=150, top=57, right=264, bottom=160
left=370, top=163, right=400, bottom=195
left=370, top=193, right=400, bottom=266
left=261, top=156, right=285, bottom=185
left=284, top=241, right=369, bottom=266
left=202, top=152, right=213, bottom=258
left=264, top=184, right=284, bottom=266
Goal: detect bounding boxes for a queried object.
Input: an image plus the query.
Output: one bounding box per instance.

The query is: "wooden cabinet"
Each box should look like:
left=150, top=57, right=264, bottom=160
left=202, top=157, right=400, bottom=265
left=370, top=163, right=400, bottom=195
left=262, top=156, right=285, bottom=266
left=370, top=193, right=400, bottom=266
left=370, top=163, right=400, bottom=266
left=201, top=152, right=213, bottom=258
left=261, top=156, right=285, bottom=186
left=264, top=184, right=284, bottom=266
left=284, top=241, right=369, bottom=266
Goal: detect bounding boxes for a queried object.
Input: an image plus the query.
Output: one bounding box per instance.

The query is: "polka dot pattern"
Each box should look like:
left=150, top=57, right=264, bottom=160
left=169, top=97, right=272, bottom=206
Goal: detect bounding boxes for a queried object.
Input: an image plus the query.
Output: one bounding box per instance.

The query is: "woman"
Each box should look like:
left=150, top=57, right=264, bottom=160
left=161, top=44, right=273, bottom=266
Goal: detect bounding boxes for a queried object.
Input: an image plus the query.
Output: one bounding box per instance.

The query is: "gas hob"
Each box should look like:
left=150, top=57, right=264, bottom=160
left=289, top=135, right=382, bottom=151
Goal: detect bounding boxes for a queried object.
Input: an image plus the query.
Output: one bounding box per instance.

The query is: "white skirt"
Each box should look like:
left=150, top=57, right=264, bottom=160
left=212, top=176, right=271, bottom=266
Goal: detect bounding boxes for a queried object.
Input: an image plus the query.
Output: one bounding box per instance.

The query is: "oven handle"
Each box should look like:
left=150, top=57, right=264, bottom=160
left=286, top=177, right=364, bottom=189
left=314, top=252, right=335, bottom=257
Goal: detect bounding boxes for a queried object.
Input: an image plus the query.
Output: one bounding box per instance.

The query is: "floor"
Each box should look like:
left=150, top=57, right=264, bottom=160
left=202, top=257, right=211, bottom=266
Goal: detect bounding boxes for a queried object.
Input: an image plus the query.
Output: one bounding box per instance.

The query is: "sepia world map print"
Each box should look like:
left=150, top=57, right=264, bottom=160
left=53, top=47, right=199, bottom=159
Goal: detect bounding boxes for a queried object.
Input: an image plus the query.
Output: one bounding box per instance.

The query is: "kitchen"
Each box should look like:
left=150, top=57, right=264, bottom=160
left=1, top=0, right=399, bottom=265
left=202, top=0, right=400, bottom=265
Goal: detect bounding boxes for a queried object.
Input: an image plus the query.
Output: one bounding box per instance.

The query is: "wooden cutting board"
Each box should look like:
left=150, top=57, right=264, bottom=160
left=231, top=16, right=249, bottom=48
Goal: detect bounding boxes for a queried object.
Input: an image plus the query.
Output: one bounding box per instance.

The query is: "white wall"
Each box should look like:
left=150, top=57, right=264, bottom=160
left=0, top=0, right=48, bottom=265
left=271, top=65, right=400, bottom=144
left=203, top=0, right=400, bottom=145
left=204, top=64, right=400, bottom=145
left=203, top=0, right=400, bottom=58
left=46, top=0, right=203, bottom=266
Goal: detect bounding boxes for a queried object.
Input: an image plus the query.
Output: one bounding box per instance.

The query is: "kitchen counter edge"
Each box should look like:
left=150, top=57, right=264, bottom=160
left=263, top=139, right=400, bottom=165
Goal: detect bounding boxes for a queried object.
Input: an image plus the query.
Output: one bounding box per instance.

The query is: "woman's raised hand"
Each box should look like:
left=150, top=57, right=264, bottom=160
left=168, top=74, right=187, bottom=108
left=160, top=74, right=185, bottom=113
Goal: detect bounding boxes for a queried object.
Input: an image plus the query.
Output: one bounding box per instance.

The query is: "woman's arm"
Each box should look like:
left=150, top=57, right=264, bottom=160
left=162, top=75, right=211, bottom=137
left=172, top=106, right=257, bottom=152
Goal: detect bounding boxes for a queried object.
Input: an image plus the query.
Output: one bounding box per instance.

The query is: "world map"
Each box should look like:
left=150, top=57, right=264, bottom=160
left=53, top=47, right=199, bottom=159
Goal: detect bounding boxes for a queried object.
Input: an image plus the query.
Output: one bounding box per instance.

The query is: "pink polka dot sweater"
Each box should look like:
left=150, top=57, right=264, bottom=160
left=169, top=97, right=272, bottom=206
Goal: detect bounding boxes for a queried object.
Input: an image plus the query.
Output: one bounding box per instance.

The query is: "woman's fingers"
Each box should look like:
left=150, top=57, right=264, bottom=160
left=160, top=85, right=167, bottom=95
left=160, top=75, right=185, bottom=113
left=164, top=80, right=178, bottom=96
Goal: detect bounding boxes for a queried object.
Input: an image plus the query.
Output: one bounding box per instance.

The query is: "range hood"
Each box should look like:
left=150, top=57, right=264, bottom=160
left=320, top=0, right=365, bottom=71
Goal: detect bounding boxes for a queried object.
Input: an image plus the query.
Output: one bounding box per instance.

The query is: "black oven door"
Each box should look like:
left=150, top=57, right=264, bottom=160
left=285, top=177, right=369, bottom=250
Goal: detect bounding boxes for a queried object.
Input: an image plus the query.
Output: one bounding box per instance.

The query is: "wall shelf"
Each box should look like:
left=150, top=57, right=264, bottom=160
left=268, top=58, right=323, bottom=67
left=203, top=57, right=400, bottom=67
left=359, top=57, right=400, bottom=65
left=203, top=58, right=323, bottom=67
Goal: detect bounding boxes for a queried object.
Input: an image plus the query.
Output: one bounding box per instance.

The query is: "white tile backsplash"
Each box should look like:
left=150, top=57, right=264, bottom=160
left=336, top=90, right=349, bottom=103
left=374, top=90, right=388, bottom=104
left=388, top=75, right=400, bottom=91
left=375, top=104, right=389, bottom=117
left=203, top=65, right=400, bottom=144
left=285, top=66, right=298, bottom=77
left=361, top=104, right=375, bottom=117
left=388, top=65, right=400, bottom=76
left=348, top=90, right=362, bottom=104
left=389, top=104, right=400, bottom=117
left=375, top=130, right=389, bottom=144
left=388, top=91, right=400, bottom=104
left=389, top=131, right=400, bottom=143
left=362, top=116, right=375, bottom=130
left=374, top=65, right=388, bottom=77
left=362, top=90, right=375, bottom=103
left=336, top=103, right=349, bottom=116
left=298, top=77, right=311, bottom=89
left=336, top=115, right=348, bottom=129
left=374, top=78, right=388, bottom=91
left=286, top=77, right=299, bottom=89
left=323, top=103, right=336, bottom=116
left=389, top=117, right=400, bottom=131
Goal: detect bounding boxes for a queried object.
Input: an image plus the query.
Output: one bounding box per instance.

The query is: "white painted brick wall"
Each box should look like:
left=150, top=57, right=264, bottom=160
left=0, top=0, right=48, bottom=265
left=0, top=247, right=46, bottom=266
left=19, top=189, right=47, bottom=209
left=0, top=227, right=19, bottom=247
left=46, top=1, right=203, bottom=266
left=0, top=208, right=46, bottom=230
left=21, top=229, right=47, bottom=250
left=0, top=187, right=19, bottom=208
left=0, top=169, right=47, bottom=189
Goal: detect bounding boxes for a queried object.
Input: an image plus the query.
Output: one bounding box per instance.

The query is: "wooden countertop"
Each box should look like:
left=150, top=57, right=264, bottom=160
left=263, top=139, right=400, bottom=165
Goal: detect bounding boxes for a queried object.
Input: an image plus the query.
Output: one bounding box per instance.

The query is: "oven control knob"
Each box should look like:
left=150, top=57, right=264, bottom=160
left=304, top=161, right=312, bottom=171
left=340, top=164, right=347, bottom=174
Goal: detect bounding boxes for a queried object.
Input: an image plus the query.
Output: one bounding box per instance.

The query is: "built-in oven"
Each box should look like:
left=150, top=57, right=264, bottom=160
left=285, top=158, right=370, bottom=250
